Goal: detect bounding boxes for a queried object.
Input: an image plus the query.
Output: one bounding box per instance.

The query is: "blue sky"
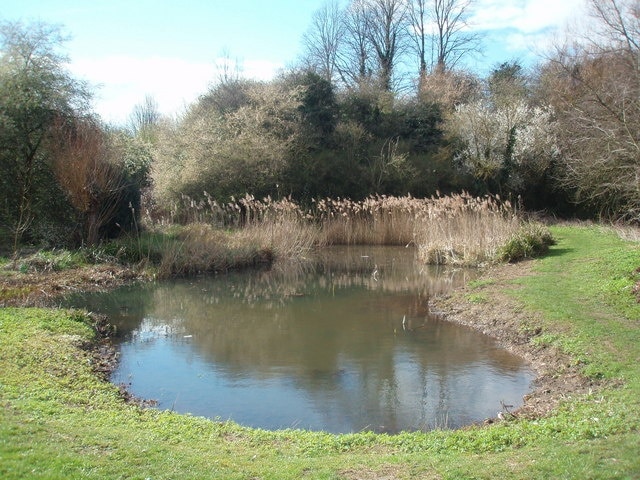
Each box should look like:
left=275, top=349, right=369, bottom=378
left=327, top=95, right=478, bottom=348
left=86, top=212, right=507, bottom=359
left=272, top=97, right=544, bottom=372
left=2, top=0, right=587, bottom=125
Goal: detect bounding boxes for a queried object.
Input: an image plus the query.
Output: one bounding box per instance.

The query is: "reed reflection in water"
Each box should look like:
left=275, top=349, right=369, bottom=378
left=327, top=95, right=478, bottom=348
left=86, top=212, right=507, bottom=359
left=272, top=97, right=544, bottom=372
left=67, top=246, right=534, bottom=433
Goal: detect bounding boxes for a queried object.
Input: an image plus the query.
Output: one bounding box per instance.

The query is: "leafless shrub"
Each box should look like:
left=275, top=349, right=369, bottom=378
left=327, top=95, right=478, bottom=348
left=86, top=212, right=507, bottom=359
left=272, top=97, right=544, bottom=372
left=50, top=117, right=124, bottom=246
left=151, top=81, right=303, bottom=208
left=541, top=0, right=640, bottom=221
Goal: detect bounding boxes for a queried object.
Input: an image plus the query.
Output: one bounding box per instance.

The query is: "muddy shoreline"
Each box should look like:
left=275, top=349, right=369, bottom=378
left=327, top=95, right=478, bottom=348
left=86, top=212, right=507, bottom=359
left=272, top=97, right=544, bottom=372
left=1, top=259, right=596, bottom=424
left=430, top=261, right=597, bottom=421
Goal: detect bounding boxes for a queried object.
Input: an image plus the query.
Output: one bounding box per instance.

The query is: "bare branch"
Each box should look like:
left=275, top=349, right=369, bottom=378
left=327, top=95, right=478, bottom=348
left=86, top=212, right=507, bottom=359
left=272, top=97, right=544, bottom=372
left=301, top=0, right=345, bottom=83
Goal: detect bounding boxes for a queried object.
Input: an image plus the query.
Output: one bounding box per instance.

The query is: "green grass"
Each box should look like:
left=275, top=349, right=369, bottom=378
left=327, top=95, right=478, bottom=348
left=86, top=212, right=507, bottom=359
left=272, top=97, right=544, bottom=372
left=467, top=278, right=496, bottom=289
left=4, top=249, right=92, bottom=273
left=99, top=230, right=173, bottom=265
left=515, top=226, right=640, bottom=381
left=1, top=225, right=639, bottom=479
left=466, top=292, right=489, bottom=303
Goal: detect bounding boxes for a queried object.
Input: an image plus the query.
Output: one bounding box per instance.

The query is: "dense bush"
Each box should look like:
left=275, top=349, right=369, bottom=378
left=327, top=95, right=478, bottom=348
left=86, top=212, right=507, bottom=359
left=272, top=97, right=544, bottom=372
left=499, top=222, right=556, bottom=263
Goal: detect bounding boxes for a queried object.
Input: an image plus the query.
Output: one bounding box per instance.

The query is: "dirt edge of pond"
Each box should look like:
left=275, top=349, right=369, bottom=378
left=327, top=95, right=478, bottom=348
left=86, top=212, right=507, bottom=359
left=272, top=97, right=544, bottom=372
left=429, top=260, right=600, bottom=422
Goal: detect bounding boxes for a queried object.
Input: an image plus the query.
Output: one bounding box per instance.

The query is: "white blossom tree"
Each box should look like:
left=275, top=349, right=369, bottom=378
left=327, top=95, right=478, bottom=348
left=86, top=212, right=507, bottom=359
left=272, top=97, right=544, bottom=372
left=449, top=99, right=557, bottom=194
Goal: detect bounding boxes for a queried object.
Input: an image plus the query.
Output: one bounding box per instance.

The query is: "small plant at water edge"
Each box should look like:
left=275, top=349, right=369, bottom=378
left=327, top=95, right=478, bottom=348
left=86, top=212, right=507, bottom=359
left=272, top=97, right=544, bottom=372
left=499, top=222, right=555, bottom=262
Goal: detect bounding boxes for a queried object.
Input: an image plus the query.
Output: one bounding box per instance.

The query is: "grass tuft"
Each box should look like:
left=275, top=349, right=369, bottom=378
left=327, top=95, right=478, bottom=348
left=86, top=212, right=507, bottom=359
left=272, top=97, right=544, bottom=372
left=499, top=221, right=556, bottom=262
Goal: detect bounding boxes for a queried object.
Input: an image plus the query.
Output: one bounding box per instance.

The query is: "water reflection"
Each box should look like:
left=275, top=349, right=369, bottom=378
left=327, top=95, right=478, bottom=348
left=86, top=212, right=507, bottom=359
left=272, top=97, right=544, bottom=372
left=66, top=246, right=533, bottom=433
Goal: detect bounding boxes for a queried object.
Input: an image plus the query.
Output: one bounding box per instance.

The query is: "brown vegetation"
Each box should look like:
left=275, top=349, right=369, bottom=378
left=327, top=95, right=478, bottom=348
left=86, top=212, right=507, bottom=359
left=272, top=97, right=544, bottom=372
left=50, top=118, right=125, bottom=246
left=313, top=195, right=421, bottom=245
left=0, top=262, right=144, bottom=307
left=413, top=193, right=521, bottom=265
left=146, top=192, right=542, bottom=268
left=540, top=0, right=640, bottom=220
left=154, top=223, right=274, bottom=277
left=139, top=194, right=320, bottom=277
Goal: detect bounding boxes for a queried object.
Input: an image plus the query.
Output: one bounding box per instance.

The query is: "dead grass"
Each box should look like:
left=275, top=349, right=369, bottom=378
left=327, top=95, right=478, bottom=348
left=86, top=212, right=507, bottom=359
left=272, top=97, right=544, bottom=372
left=144, top=192, right=534, bottom=269
left=413, top=193, right=521, bottom=266
left=229, top=195, right=321, bottom=259
left=312, top=193, right=526, bottom=266
left=313, top=195, right=421, bottom=246
left=611, top=223, right=640, bottom=242
left=146, top=195, right=319, bottom=276
left=156, top=223, right=275, bottom=277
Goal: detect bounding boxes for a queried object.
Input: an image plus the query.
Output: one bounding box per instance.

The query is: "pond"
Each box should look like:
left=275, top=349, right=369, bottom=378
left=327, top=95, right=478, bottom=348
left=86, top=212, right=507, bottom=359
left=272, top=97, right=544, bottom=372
left=65, top=246, right=534, bottom=434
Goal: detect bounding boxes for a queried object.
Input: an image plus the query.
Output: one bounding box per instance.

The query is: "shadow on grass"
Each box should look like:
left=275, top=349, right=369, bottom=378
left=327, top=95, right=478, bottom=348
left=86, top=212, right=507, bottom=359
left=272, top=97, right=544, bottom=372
left=543, top=247, right=574, bottom=258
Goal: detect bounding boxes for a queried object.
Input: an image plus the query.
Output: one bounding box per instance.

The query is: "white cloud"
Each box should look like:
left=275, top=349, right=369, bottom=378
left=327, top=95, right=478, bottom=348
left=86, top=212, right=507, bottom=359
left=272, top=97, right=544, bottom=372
left=464, top=0, right=589, bottom=67
left=68, top=55, right=283, bottom=125
left=244, top=59, right=285, bottom=80
left=470, top=0, right=587, bottom=33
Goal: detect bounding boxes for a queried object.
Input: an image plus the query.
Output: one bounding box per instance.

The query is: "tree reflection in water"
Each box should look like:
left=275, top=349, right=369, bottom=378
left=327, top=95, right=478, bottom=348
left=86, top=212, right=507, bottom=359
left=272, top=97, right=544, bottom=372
left=67, top=246, right=534, bottom=433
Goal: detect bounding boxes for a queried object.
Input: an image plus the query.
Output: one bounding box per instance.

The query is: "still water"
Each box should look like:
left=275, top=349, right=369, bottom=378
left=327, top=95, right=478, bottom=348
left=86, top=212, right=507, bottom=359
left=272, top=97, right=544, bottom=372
left=66, top=246, right=534, bottom=433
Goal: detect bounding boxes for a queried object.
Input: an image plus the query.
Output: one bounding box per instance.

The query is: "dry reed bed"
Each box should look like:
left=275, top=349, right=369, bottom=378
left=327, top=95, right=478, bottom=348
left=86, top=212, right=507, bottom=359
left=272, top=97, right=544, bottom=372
left=147, top=194, right=319, bottom=276
left=147, top=192, right=534, bottom=269
left=311, top=195, right=423, bottom=246
left=413, top=194, right=521, bottom=266
left=312, top=193, right=524, bottom=266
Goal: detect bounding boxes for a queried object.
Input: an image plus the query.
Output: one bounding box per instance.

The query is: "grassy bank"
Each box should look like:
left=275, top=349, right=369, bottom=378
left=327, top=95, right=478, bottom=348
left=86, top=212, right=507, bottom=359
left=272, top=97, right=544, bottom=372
left=1, top=225, right=639, bottom=479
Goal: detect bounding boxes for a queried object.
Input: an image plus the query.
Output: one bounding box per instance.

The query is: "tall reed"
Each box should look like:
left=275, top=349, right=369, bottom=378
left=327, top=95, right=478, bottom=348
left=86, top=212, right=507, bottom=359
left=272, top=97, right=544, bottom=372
left=156, top=223, right=274, bottom=278
left=412, top=193, right=521, bottom=266
left=144, top=194, right=320, bottom=276
left=313, top=195, right=424, bottom=245
left=230, top=195, right=320, bottom=259
left=141, top=191, right=545, bottom=272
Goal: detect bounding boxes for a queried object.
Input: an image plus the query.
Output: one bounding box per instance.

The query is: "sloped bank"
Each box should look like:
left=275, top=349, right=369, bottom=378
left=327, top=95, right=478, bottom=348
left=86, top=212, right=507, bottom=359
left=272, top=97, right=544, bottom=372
left=430, top=260, right=597, bottom=421
left=432, top=224, right=640, bottom=430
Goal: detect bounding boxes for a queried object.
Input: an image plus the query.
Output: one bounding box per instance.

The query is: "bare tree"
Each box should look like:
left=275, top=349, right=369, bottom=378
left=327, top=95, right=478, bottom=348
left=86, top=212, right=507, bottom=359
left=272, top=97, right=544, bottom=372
left=337, top=0, right=375, bottom=87
left=363, top=0, right=409, bottom=90
left=407, top=0, right=429, bottom=78
left=129, top=94, right=160, bottom=139
left=301, top=0, right=345, bottom=83
left=542, top=0, right=640, bottom=220
left=430, top=0, right=481, bottom=72
left=215, top=48, right=244, bottom=85
left=589, top=0, right=639, bottom=54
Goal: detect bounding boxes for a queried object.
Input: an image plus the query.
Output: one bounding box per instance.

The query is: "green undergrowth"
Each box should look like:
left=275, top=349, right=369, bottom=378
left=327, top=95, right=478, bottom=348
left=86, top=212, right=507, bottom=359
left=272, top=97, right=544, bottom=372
left=499, top=221, right=556, bottom=263
left=1, top=225, right=639, bottom=478
left=2, top=249, right=95, bottom=273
